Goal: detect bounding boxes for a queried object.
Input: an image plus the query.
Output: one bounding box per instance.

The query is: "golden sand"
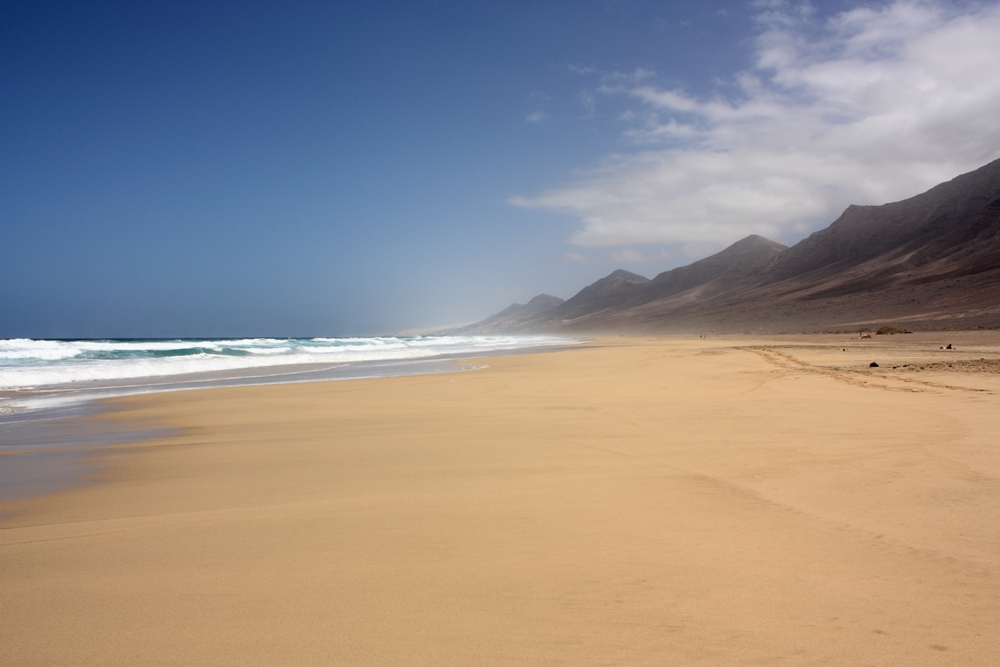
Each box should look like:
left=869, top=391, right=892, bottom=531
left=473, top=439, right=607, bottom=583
left=2, top=334, right=999, bottom=665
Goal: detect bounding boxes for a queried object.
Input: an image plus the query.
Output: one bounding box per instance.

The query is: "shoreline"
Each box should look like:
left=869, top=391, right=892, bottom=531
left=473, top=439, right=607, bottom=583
left=2, top=333, right=999, bottom=664
left=0, top=343, right=583, bottom=502
left=0, top=337, right=585, bottom=418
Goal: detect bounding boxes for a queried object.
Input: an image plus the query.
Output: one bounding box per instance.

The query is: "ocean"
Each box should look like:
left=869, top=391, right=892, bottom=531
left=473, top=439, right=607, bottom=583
left=0, top=335, right=579, bottom=416
left=0, top=335, right=580, bottom=500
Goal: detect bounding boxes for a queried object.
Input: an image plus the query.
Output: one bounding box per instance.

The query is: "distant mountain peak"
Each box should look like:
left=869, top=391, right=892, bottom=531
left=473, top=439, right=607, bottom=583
left=602, top=269, right=649, bottom=283
left=460, top=157, right=1000, bottom=334
left=728, top=234, right=787, bottom=249
left=526, top=294, right=564, bottom=308
left=444, top=292, right=564, bottom=334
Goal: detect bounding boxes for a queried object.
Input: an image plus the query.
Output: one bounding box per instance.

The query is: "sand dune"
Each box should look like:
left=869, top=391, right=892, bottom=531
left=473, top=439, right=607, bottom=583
left=2, top=334, right=999, bottom=665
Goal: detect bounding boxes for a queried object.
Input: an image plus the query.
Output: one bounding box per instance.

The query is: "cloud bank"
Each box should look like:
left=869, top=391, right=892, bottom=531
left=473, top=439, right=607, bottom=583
left=511, top=1, right=1000, bottom=254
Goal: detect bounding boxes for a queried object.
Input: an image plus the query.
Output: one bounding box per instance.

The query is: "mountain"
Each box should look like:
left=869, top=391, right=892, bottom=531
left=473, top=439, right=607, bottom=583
left=644, top=234, right=787, bottom=300
left=462, top=158, right=1000, bottom=333
left=448, top=293, right=564, bottom=334
left=548, top=270, right=649, bottom=325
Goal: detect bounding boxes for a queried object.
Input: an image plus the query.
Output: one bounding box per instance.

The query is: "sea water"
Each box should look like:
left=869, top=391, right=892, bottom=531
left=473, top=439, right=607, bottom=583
left=0, top=335, right=580, bottom=500
left=0, top=335, right=578, bottom=415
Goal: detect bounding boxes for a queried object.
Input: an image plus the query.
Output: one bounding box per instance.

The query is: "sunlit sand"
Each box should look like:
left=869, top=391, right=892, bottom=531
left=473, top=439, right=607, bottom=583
left=3, top=334, right=999, bottom=665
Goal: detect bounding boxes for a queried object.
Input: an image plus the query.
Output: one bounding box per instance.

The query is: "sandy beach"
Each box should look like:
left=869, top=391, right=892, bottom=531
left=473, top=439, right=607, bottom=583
left=2, top=334, right=999, bottom=665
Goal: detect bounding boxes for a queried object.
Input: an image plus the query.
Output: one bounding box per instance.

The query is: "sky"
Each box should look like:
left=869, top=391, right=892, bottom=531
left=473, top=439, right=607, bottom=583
left=2, top=0, right=999, bottom=338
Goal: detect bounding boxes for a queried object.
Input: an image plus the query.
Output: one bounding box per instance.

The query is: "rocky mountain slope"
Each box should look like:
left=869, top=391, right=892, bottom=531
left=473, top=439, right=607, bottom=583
left=449, top=294, right=564, bottom=334
left=462, top=158, right=1000, bottom=333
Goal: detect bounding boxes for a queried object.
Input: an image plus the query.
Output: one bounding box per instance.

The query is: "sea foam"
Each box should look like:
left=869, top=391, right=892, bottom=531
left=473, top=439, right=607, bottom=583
left=0, top=336, right=575, bottom=390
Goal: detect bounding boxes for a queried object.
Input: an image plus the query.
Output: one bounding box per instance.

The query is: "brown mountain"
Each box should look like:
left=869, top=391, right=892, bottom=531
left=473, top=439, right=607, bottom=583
left=464, top=158, right=1000, bottom=333
left=449, top=293, right=564, bottom=334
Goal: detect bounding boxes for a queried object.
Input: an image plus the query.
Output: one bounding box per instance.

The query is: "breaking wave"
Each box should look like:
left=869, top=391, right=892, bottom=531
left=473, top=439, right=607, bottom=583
left=0, top=336, right=577, bottom=389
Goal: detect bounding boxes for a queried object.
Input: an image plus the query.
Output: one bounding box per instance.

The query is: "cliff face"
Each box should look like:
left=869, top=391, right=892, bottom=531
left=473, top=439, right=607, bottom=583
left=463, top=158, right=1000, bottom=333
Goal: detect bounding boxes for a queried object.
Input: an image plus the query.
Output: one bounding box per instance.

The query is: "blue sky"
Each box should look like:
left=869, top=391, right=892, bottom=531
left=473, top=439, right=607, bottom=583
left=3, top=1, right=999, bottom=337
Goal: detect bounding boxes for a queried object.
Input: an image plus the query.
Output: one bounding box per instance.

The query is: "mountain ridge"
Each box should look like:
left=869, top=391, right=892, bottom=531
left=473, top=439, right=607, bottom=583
left=458, top=158, right=1000, bottom=334
left=449, top=293, right=565, bottom=335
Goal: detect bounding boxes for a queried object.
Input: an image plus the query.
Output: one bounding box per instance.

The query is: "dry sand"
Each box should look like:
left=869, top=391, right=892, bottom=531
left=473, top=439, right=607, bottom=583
left=2, top=334, right=999, bottom=665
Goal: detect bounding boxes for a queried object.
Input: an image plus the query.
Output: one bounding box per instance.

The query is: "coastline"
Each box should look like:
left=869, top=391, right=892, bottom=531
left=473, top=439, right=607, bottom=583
left=2, top=333, right=999, bottom=664
left=0, top=342, right=581, bottom=502
left=0, top=336, right=583, bottom=417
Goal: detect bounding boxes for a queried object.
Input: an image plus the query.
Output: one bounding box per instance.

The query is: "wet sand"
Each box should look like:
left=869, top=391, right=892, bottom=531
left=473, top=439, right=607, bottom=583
left=0, top=350, right=567, bottom=502
left=2, top=333, right=999, bottom=665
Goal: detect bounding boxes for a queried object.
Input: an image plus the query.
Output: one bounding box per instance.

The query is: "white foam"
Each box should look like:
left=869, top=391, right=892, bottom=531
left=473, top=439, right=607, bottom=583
left=0, top=336, right=578, bottom=390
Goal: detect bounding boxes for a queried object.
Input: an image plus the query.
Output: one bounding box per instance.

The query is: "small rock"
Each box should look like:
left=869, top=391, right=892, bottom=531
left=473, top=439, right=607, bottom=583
left=870, top=362, right=879, bottom=368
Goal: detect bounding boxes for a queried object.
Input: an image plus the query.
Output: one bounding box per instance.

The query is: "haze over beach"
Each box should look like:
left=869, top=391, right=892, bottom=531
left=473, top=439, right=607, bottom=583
left=3, top=1, right=1000, bottom=665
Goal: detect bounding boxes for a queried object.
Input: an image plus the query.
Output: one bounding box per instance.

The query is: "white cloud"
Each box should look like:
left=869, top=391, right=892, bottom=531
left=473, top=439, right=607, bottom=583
left=562, top=252, right=600, bottom=263
left=526, top=110, right=546, bottom=123
left=510, top=1, right=1000, bottom=250
left=610, top=248, right=673, bottom=263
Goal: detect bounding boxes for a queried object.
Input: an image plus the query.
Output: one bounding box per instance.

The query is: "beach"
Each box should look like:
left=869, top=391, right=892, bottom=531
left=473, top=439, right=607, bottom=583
left=2, top=334, right=999, bottom=665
